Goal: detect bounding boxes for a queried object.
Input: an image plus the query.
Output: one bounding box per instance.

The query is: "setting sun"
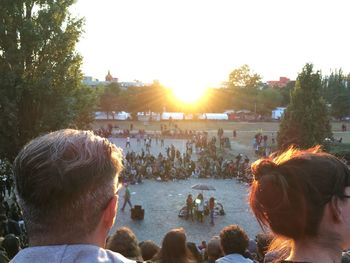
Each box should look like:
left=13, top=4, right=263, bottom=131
left=169, top=83, right=208, bottom=104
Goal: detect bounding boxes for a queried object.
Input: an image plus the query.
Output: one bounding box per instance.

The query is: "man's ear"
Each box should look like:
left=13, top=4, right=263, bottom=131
left=329, top=196, right=342, bottom=223
left=103, top=195, right=118, bottom=229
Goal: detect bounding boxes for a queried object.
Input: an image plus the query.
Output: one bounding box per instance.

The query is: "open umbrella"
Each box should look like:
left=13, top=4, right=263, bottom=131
left=191, top=183, right=216, bottom=191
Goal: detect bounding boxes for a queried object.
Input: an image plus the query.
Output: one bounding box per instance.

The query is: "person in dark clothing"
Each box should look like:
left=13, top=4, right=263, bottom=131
left=186, top=194, right=194, bottom=221
left=121, top=184, right=132, bottom=211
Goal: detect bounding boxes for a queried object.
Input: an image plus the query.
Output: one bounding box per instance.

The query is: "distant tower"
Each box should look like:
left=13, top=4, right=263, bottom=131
left=105, top=70, right=113, bottom=82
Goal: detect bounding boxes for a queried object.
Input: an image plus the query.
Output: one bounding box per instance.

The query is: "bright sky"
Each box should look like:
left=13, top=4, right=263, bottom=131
left=72, top=0, right=350, bottom=91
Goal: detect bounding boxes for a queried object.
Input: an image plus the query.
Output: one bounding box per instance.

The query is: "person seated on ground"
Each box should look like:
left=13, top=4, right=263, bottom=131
left=152, top=228, right=196, bottom=263
left=249, top=146, right=350, bottom=263
left=198, top=241, right=207, bottom=259
left=11, top=129, right=135, bottom=263
left=204, top=236, right=223, bottom=263
left=254, top=233, right=272, bottom=263
left=139, top=240, right=160, bottom=261
left=106, top=227, right=143, bottom=261
left=187, top=242, right=203, bottom=263
left=1, top=234, right=20, bottom=260
left=217, top=224, right=253, bottom=263
left=0, top=243, right=9, bottom=263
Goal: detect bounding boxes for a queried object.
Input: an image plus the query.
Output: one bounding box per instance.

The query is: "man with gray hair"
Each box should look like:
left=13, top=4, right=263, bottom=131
left=11, top=129, right=135, bottom=262
left=204, top=236, right=223, bottom=263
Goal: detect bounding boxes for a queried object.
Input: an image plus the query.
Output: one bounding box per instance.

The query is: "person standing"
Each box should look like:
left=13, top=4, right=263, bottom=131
left=196, top=193, right=204, bottom=223
left=186, top=194, right=194, bottom=221
left=126, top=136, right=131, bottom=148
left=209, top=197, right=215, bottom=225
left=121, top=184, right=132, bottom=212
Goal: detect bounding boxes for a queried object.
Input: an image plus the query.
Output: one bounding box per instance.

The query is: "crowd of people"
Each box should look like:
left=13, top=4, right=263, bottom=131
left=1, top=129, right=350, bottom=262
left=122, top=148, right=251, bottom=184
left=104, top=224, right=273, bottom=263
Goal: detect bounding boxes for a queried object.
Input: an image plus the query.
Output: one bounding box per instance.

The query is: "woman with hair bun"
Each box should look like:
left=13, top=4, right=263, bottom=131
left=249, top=146, right=350, bottom=263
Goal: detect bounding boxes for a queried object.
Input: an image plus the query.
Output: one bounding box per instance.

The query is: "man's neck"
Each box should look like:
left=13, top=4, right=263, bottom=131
left=29, top=231, right=106, bottom=248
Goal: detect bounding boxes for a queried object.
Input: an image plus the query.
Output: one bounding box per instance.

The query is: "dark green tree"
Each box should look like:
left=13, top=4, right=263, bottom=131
left=277, top=64, right=332, bottom=149
left=256, top=88, right=283, bottom=115
left=0, top=0, right=92, bottom=160
left=331, top=93, right=350, bottom=120
left=99, top=83, right=122, bottom=119
left=321, top=69, right=350, bottom=120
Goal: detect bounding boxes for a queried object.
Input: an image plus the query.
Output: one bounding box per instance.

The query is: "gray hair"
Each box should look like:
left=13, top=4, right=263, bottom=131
left=13, top=129, right=123, bottom=243
left=207, top=236, right=223, bottom=259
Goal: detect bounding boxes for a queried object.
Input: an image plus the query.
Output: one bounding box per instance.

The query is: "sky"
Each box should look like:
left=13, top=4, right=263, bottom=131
left=71, top=0, right=350, bottom=91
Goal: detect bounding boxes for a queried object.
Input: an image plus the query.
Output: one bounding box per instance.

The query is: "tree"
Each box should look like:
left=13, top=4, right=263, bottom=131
left=226, top=65, right=262, bottom=112
left=256, top=88, right=283, bottom=115
left=277, top=64, right=332, bottom=149
left=99, top=83, right=122, bottom=119
left=227, top=64, right=262, bottom=89
left=0, top=0, right=92, bottom=160
left=331, top=93, right=350, bottom=120
left=321, top=69, right=350, bottom=120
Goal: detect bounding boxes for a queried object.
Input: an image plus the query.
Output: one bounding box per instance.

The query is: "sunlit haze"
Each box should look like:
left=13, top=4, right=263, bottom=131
left=71, top=0, right=350, bottom=94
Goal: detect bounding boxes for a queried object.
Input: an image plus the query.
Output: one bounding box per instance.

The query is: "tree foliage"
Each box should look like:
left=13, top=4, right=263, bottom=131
left=0, top=0, right=93, bottom=160
left=277, top=64, right=332, bottom=149
left=227, top=64, right=262, bottom=89
left=99, top=83, right=123, bottom=119
left=321, top=69, right=350, bottom=120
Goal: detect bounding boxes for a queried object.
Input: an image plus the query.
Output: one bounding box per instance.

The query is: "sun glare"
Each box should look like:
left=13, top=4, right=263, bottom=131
left=171, top=85, right=207, bottom=104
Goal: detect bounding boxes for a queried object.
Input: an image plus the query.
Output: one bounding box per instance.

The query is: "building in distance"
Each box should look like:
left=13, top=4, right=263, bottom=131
left=83, top=70, right=146, bottom=89
left=267, top=77, right=291, bottom=88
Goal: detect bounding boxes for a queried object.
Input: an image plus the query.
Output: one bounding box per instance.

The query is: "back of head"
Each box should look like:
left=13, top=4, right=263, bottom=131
left=13, top=129, right=123, bottom=244
left=139, top=240, right=160, bottom=261
left=106, top=227, right=142, bottom=260
left=249, top=146, right=350, bottom=241
left=207, top=236, right=223, bottom=261
left=156, top=228, right=192, bottom=263
left=255, top=233, right=273, bottom=260
left=186, top=242, right=202, bottom=263
left=2, top=234, right=20, bottom=259
left=219, top=225, right=249, bottom=256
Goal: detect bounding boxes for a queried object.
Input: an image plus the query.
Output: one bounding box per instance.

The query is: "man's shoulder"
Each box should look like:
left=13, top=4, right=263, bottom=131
left=216, top=254, right=253, bottom=263
left=11, top=244, right=137, bottom=263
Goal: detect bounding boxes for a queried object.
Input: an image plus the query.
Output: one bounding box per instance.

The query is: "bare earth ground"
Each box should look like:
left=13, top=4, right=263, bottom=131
left=103, top=121, right=350, bottom=244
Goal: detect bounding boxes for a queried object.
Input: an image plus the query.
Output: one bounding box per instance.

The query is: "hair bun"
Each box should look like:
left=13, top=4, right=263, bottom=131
left=252, top=159, right=278, bottom=182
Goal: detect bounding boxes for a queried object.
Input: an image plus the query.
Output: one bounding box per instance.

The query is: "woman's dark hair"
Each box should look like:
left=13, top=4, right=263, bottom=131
left=106, top=227, right=142, bottom=261
left=249, top=146, right=350, bottom=241
left=187, top=242, right=203, bottom=263
left=139, top=240, right=160, bottom=261
left=2, top=234, right=20, bottom=259
left=154, top=228, right=195, bottom=263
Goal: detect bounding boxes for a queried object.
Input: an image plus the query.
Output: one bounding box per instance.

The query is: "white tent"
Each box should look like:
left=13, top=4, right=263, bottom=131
left=161, top=112, right=184, bottom=120
left=94, top=111, right=131, bottom=120
left=198, top=113, right=228, bottom=120
left=137, top=112, right=161, bottom=121
left=115, top=111, right=131, bottom=120
left=272, top=107, right=286, bottom=120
